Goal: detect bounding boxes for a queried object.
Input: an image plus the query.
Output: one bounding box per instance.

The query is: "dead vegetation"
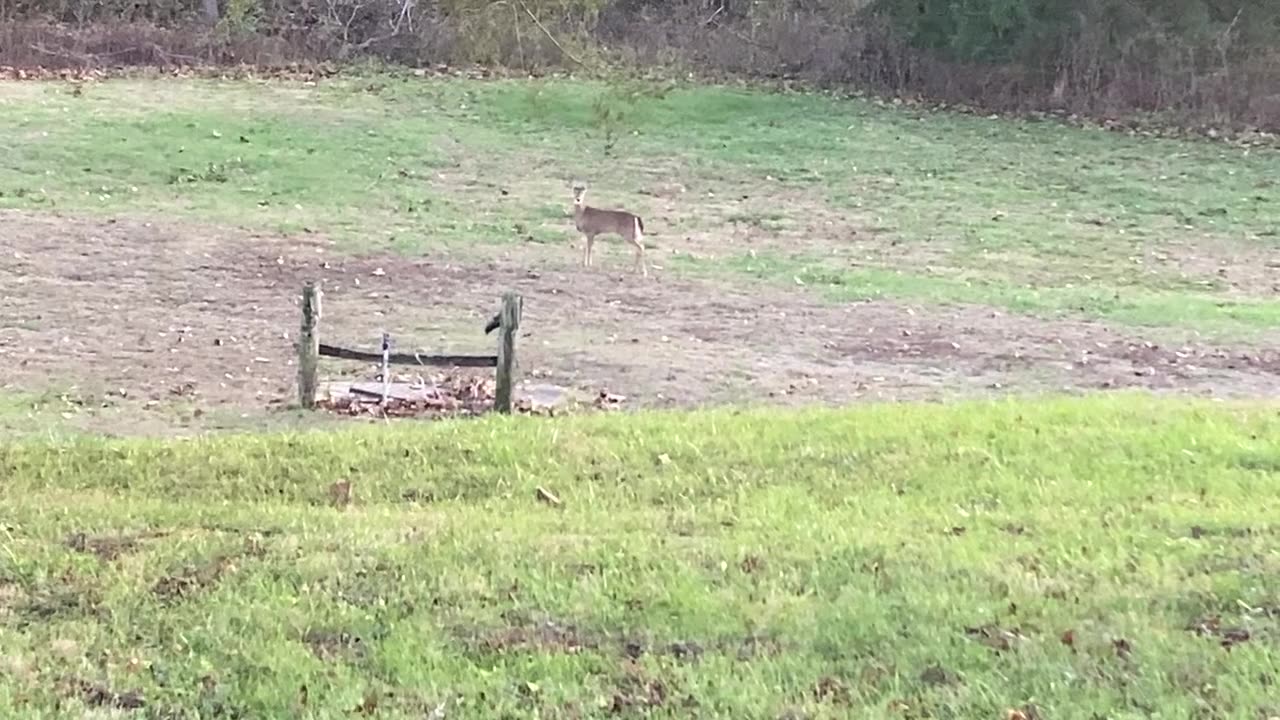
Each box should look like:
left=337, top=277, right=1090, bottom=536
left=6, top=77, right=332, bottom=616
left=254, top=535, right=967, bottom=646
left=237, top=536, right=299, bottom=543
left=57, top=677, right=146, bottom=710
left=302, top=627, right=369, bottom=662
left=460, top=616, right=600, bottom=656
left=4, top=0, right=1280, bottom=134
left=14, top=577, right=106, bottom=626
left=151, top=552, right=243, bottom=603
left=64, top=530, right=170, bottom=561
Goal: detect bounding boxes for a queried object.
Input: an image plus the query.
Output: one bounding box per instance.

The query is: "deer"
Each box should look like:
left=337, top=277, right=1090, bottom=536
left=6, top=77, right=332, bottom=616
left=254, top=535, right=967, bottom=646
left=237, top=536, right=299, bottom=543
left=571, top=182, right=648, bottom=277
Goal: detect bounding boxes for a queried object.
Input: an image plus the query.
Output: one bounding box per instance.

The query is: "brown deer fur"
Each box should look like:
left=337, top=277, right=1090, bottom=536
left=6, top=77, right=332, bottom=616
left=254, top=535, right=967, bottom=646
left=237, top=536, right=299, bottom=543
left=572, top=183, right=647, bottom=277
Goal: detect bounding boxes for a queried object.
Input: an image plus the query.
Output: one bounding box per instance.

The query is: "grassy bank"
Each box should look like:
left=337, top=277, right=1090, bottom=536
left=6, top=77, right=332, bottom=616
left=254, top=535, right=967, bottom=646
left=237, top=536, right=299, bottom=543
left=2, top=395, right=1278, bottom=717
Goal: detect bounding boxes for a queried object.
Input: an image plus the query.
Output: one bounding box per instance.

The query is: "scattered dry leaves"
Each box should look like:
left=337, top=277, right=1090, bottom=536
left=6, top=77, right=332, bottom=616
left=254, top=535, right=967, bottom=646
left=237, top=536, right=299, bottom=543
left=356, top=690, right=380, bottom=715
left=401, top=488, right=435, bottom=503
left=812, top=675, right=850, bottom=704
left=964, top=624, right=1026, bottom=653
left=0, top=61, right=505, bottom=85
left=328, top=479, right=353, bottom=509
left=734, top=633, right=784, bottom=661
left=1059, top=629, right=1076, bottom=651
left=64, top=530, right=169, bottom=561
left=151, top=553, right=240, bottom=603
left=58, top=677, right=145, bottom=710
left=317, top=373, right=503, bottom=419
left=1111, top=637, right=1134, bottom=658
left=1186, top=615, right=1253, bottom=649
left=666, top=640, right=704, bottom=663
left=463, top=618, right=598, bottom=656
left=317, top=370, right=601, bottom=419
left=607, top=666, right=669, bottom=714
left=919, top=664, right=959, bottom=686
left=303, top=628, right=367, bottom=662
left=595, top=391, right=627, bottom=410
left=1005, top=705, right=1043, bottom=720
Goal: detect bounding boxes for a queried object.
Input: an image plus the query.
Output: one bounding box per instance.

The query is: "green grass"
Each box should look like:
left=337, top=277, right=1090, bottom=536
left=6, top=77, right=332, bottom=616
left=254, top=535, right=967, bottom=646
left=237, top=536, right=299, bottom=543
left=706, top=251, right=1280, bottom=337
left=4, top=74, right=1279, bottom=719
left=2, top=74, right=1278, bottom=334
left=2, top=395, right=1279, bottom=718
left=0, top=389, right=101, bottom=439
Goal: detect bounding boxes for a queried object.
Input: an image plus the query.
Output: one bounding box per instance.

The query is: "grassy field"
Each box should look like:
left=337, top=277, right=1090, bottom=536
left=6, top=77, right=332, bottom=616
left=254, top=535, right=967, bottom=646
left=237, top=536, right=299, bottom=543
left=2, top=72, right=1279, bottom=717
left=2, top=396, right=1278, bottom=718
left=1, top=72, right=1278, bottom=337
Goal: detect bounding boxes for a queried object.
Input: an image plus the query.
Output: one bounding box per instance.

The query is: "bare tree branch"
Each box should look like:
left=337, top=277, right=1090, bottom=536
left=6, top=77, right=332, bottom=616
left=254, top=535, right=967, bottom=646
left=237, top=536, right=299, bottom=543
left=515, top=0, right=584, bottom=67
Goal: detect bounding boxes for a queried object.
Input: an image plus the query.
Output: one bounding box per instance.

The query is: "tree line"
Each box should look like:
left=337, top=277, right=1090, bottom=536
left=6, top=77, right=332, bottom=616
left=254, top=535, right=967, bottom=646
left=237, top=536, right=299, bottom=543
left=3, top=0, right=1277, bottom=129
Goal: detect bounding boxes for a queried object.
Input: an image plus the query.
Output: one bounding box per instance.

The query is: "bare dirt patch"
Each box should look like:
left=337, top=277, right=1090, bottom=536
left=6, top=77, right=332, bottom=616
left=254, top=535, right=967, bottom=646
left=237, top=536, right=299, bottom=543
left=302, top=628, right=369, bottom=662
left=633, top=180, right=915, bottom=267
left=457, top=616, right=598, bottom=656
left=607, top=664, right=672, bottom=714
left=2, top=210, right=1278, bottom=435
left=151, top=552, right=241, bottom=604
left=479, top=167, right=905, bottom=270
left=1145, top=237, right=1280, bottom=297
left=15, top=575, right=105, bottom=625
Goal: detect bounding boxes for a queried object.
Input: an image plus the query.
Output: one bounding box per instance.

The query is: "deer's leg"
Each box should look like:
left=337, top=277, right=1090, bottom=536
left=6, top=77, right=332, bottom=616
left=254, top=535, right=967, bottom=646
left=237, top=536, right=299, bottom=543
left=581, top=235, right=591, bottom=267
left=631, top=239, right=647, bottom=277
left=585, top=235, right=596, bottom=267
left=631, top=223, right=648, bottom=278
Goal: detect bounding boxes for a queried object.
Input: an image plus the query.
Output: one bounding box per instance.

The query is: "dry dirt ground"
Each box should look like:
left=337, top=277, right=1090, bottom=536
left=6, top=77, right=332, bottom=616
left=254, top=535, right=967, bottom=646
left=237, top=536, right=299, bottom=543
left=2, top=210, right=1279, bottom=434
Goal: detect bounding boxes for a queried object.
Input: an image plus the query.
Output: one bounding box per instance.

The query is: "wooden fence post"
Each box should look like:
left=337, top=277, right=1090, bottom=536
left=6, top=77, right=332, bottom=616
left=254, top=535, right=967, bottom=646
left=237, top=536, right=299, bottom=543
left=298, top=282, right=321, bottom=409
left=494, top=291, right=522, bottom=414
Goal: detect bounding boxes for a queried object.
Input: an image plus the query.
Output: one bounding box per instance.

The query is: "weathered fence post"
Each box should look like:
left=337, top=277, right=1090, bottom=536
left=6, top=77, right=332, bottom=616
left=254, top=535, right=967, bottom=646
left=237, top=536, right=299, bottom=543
left=298, top=282, right=321, bottom=409
left=494, top=291, right=522, bottom=414
left=298, top=284, right=516, bottom=414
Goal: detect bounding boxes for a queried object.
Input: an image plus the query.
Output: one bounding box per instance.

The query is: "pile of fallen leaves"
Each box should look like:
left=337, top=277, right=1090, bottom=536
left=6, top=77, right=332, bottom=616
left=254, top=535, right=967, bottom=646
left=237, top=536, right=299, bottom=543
left=314, top=370, right=628, bottom=420
left=0, top=62, right=503, bottom=83
left=316, top=372, right=504, bottom=419
left=0, top=66, right=110, bottom=81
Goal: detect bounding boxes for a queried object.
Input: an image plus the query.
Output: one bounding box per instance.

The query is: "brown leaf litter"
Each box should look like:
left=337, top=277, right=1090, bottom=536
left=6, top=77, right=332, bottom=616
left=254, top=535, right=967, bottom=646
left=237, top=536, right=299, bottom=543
left=964, top=624, right=1026, bottom=653
left=1186, top=615, right=1253, bottom=649
left=460, top=618, right=599, bottom=656
left=58, top=677, right=145, bottom=710
left=317, top=370, right=617, bottom=420
left=151, top=553, right=241, bottom=603
left=64, top=530, right=170, bottom=561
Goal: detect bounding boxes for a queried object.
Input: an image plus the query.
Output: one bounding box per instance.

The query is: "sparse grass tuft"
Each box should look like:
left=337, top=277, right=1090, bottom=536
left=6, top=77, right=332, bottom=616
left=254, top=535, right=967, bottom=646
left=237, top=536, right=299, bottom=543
left=713, top=251, right=1280, bottom=338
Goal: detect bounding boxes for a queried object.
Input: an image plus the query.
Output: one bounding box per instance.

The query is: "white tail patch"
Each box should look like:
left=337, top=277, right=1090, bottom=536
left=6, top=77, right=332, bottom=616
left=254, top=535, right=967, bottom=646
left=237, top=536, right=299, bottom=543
left=632, top=216, right=648, bottom=278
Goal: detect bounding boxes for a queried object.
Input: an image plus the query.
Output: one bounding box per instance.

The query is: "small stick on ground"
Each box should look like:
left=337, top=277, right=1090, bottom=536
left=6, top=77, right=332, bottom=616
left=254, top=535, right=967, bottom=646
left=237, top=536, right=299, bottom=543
left=535, top=486, right=562, bottom=507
